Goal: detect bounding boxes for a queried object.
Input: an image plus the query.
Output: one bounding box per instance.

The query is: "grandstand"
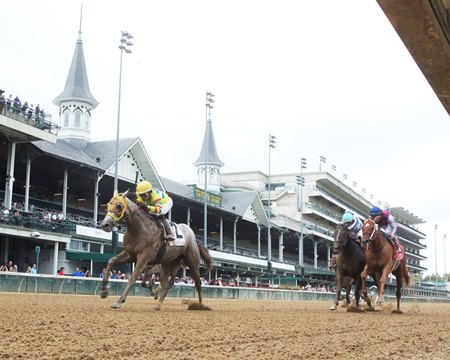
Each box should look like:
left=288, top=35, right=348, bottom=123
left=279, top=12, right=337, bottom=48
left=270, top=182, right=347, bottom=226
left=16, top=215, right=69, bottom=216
left=0, top=12, right=433, bottom=293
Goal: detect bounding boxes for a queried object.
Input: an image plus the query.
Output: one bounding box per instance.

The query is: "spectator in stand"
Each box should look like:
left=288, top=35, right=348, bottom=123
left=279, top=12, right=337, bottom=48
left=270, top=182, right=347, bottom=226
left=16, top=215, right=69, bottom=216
left=0, top=92, right=5, bottom=113
left=21, top=101, right=28, bottom=116
left=84, top=270, right=91, bottom=277
left=25, top=266, right=32, bottom=273
left=58, top=267, right=65, bottom=275
left=31, top=263, right=38, bottom=274
left=13, top=95, right=20, bottom=114
left=57, top=212, right=64, bottom=223
left=0, top=264, right=8, bottom=271
left=35, top=104, right=41, bottom=122
left=26, top=104, right=33, bottom=121
left=6, top=94, right=13, bottom=111
left=72, top=267, right=84, bottom=276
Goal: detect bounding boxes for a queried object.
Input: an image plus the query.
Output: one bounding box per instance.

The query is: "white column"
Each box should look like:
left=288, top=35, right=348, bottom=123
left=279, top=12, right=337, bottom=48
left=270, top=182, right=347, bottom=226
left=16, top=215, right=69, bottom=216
left=186, top=207, right=191, bottom=225
left=314, top=240, right=318, bottom=268
left=5, top=142, right=16, bottom=209
left=62, top=169, right=68, bottom=218
left=257, top=224, right=261, bottom=257
left=53, top=242, right=59, bottom=275
left=93, top=173, right=100, bottom=224
left=233, top=217, right=238, bottom=253
left=24, top=157, right=31, bottom=211
left=219, top=217, right=223, bottom=251
left=278, top=233, right=284, bottom=262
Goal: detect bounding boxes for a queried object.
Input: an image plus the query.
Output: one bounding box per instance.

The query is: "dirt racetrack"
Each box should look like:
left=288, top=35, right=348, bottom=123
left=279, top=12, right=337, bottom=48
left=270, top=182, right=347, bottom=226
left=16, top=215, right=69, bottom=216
left=1, top=292, right=449, bottom=360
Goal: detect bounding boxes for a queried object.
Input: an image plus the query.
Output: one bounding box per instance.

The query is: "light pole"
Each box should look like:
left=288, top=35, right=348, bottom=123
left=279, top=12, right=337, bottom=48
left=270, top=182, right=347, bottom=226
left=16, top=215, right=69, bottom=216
left=114, top=31, right=133, bottom=194
left=298, top=157, right=307, bottom=266
left=444, top=234, right=447, bottom=276
left=204, top=91, right=215, bottom=248
left=434, top=224, right=438, bottom=281
left=319, top=156, right=326, bottom=171
left=267, top=134, right=276, bottom=271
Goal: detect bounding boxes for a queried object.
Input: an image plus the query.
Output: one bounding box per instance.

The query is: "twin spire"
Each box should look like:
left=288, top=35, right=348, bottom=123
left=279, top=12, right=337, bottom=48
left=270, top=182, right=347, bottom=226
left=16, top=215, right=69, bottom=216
left=54, top=6, right=224, bottom=185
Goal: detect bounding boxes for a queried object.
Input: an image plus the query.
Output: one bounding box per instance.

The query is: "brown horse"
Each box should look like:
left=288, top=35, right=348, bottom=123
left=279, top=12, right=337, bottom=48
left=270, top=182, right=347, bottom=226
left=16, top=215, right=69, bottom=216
left=330, top=223, right=368, bottom=311
left=99, top=190, right=212, bottom=310
left=360, top=219, right=410, bottom=313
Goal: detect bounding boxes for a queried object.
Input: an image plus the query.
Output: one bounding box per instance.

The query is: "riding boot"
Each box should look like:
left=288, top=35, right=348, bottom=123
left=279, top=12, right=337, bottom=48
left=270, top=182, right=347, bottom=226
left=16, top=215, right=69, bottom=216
left=161, top=216, right=176, bottom=241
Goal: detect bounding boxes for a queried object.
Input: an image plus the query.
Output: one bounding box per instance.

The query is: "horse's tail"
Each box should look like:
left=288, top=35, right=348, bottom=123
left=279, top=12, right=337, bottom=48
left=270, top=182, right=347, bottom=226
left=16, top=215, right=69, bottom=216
left=403, top=263, right=411, bottom=287
left=197, top=240, right=212, bottom=276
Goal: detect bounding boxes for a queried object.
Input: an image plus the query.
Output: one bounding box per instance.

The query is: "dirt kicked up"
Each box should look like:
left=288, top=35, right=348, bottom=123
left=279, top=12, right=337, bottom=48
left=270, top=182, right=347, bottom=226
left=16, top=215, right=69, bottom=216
left=1, top=292, right=449, bottom=360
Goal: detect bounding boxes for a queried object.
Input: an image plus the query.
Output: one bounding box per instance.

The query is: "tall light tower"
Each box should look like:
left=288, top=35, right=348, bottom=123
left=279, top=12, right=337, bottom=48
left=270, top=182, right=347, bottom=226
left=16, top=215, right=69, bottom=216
left=267, top=134, right=276, bottom=271
left=112, top=31, right=133, bottom=255
left=114, top=31, right=133, bottom=194
left=435, top=224, right=438, bottom=281
left=297, top=157, right=307, bottom=266
left=444, top=234, right=447, bottom=276
left=203, top=91, right=215, bottom=248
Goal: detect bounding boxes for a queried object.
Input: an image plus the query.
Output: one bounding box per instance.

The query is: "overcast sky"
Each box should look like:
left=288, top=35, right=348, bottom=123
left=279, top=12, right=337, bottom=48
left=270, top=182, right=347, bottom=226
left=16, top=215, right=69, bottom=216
left=1, top=0, right=449, bottom=276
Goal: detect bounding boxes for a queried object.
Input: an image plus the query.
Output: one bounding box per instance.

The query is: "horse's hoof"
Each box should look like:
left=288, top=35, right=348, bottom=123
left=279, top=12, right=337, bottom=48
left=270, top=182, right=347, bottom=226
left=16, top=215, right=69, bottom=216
left=100, top=290, right=109, bottom=299
left=111, top=301, right=122, bottom=309
left=330, top=305, right=337, bottom=311
left=154, top=304, right=161, bottom=311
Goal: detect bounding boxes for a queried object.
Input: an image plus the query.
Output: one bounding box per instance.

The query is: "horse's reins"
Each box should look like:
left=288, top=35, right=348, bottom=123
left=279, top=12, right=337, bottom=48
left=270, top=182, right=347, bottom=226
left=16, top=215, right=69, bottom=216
left=106, top=194, right=165, bottom=237
left=363, top=219, right=378, bottom=242
left=106, top=195, right=128, bottom=226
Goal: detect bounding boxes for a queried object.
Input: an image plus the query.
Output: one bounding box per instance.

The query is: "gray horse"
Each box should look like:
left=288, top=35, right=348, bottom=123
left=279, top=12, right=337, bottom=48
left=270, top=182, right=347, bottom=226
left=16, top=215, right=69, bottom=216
left=100, top=190, right=212, bottom=310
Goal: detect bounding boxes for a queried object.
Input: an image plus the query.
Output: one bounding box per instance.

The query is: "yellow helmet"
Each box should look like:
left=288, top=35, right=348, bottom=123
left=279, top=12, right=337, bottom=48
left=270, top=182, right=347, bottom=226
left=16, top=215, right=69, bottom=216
left=136, top=181, right=153, bottom=195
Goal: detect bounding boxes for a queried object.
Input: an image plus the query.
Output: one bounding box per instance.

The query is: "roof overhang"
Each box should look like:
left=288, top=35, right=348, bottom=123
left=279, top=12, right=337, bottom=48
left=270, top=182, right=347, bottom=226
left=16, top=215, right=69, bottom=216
left=376, top=0, right=450, bottom=115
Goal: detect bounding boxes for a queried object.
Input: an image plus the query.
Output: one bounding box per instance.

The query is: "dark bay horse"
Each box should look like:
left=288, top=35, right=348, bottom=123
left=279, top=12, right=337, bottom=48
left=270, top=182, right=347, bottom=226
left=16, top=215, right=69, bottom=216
left=100, top=190, right=212, bottom=310
left=330, top=223, right=368, bottom=311
left=360, top=219, right=410, bottom=313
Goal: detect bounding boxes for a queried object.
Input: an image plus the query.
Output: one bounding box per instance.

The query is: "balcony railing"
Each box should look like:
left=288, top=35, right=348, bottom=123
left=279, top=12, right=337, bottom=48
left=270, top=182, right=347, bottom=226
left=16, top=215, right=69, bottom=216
left=0, top=100, right=59, bottom=135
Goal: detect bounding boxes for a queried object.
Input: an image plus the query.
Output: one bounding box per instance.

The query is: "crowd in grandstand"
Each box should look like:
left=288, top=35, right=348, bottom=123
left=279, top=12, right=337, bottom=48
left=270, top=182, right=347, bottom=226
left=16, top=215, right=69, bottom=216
left=0, top=90, right=49, bottom=125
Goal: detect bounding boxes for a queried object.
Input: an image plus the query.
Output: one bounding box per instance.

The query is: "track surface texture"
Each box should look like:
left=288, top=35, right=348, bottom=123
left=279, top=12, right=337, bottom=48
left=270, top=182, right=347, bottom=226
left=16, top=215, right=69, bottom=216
left=1, top=293, right=449, bottom=360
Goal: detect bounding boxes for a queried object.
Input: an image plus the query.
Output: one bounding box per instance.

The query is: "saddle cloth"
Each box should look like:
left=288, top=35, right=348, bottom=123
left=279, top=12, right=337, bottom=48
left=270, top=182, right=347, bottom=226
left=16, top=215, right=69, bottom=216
left=169, top=222, right=185, bottom=246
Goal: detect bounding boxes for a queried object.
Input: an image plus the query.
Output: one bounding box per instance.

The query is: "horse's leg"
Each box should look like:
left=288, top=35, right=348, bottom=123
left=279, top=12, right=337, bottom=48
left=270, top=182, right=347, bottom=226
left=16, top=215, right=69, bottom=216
left=140, top=266, right=151, bottom=288
left=154, top=262, right=179, bottom=311
left=376, top=266, right=391, bottom=309
left=183, top=251, right=203, bottom=305
left=330, top=270, right=342, bottom=310
left=101, top=250, right=133, bottom=299
left=345, top=280, right=352, bottom=306
left=111, top=255, right=148, bottom=309
left=354, top=277, right=362, bottom=307
left=392, top=267, right=403, bottom=313
left=360, top=265, right=372, bottom=309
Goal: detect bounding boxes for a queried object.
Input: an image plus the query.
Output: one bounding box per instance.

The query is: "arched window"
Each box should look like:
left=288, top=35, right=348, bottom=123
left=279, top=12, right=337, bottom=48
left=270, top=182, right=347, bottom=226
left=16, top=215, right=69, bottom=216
left=64, top=110, right=70, bottom=127
left=85, top=112, right=90, bottom=129
left=75, top=110, right=81, bottom=127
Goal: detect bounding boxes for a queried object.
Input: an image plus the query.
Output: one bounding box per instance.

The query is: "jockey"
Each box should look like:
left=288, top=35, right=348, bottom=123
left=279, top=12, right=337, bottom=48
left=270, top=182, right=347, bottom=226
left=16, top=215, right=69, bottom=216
left=369, top=206, right=401, bottom=254
left=341, top=212, right=362, bottom=242
left=135, top=180, right=176, bottom=241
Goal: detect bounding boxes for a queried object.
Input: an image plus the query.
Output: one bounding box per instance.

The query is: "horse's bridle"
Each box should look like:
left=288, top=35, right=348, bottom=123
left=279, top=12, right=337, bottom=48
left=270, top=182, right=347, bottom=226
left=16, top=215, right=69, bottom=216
left=106, top=194, right=128, bottom=226
left=363, top=219, right=378, bottom=242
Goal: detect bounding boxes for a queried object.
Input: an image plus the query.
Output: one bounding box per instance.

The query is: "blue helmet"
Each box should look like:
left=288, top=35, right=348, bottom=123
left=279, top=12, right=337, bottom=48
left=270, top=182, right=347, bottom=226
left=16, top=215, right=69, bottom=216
left=370, top=206, right=382, bottom=217
left=342, top=212, right=353, bottom=223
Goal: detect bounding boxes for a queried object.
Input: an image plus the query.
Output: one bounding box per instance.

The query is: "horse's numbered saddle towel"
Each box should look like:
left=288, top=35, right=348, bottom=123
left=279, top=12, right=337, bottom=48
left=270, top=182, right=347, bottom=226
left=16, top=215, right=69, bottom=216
left=169, top=222, right=185, bottom=246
